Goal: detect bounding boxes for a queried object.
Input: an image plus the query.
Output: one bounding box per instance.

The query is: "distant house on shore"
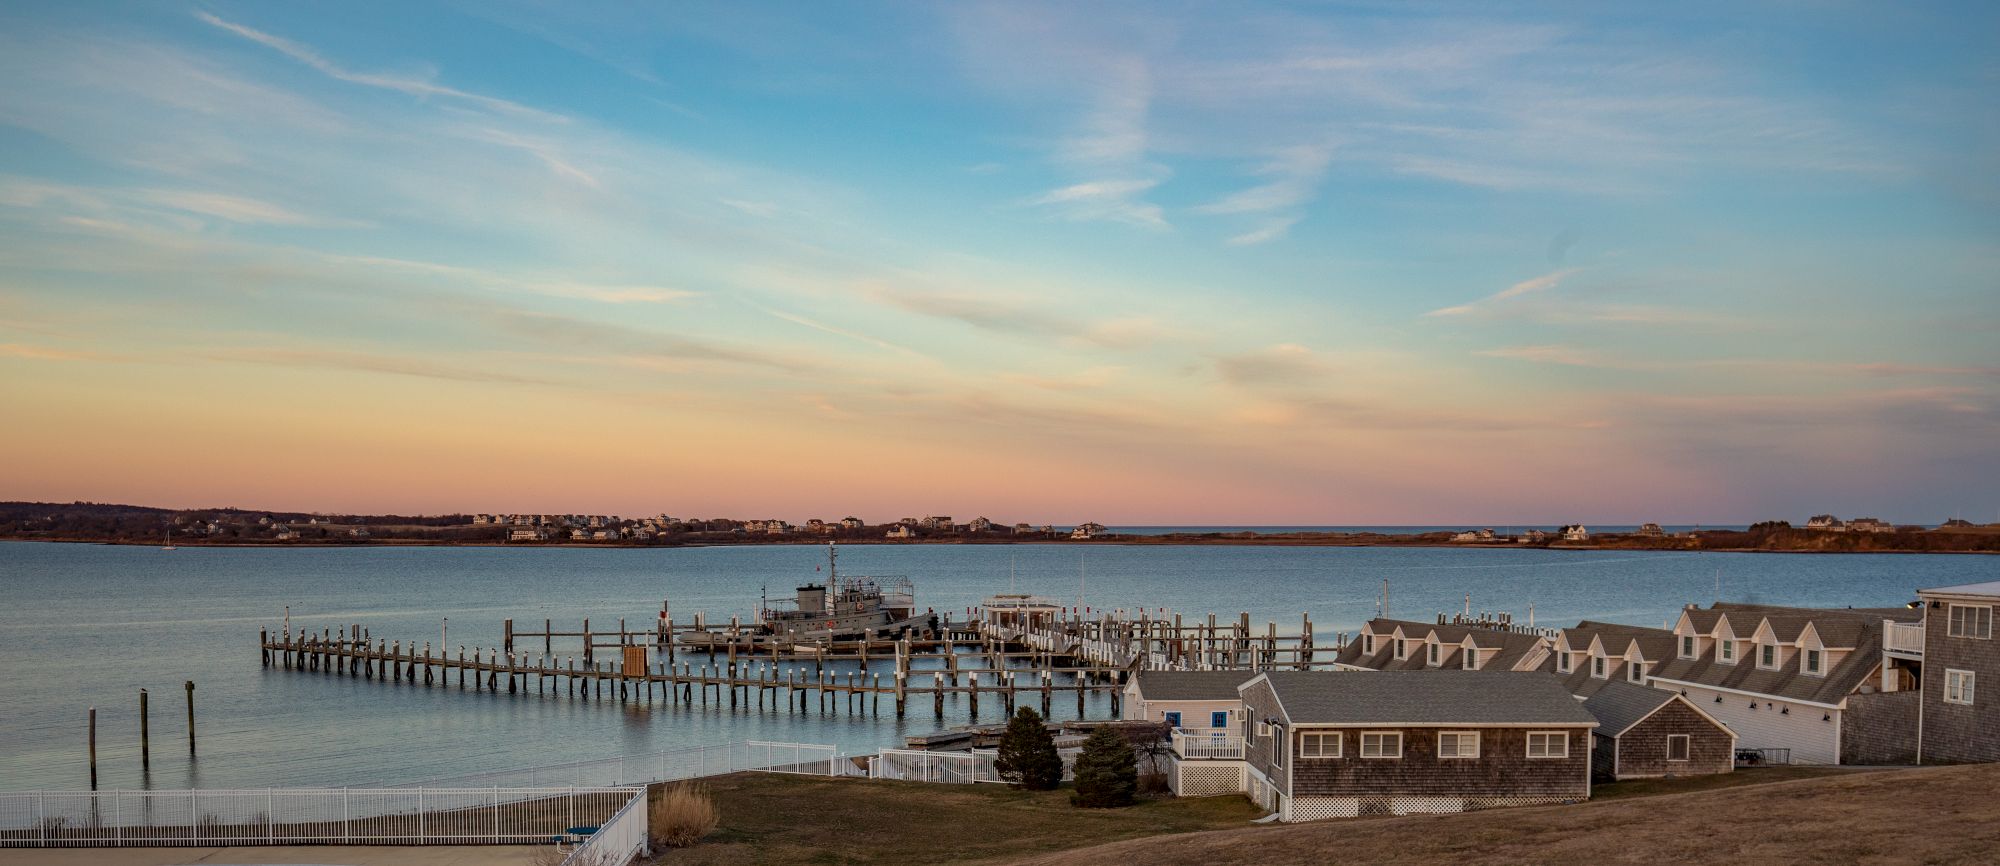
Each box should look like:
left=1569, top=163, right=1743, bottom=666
left=1636, top=523, right=1666, bottom=538
left=509, top=527, right=546, bottom=542
left=1805, top=514, right=1845, bottom=531
left=1520, top=529, right=1550, bottom=543
left=885, top=525, right=915, bottom=539
left=969, top=517, right=994, bottom=533
left=1561, top=524, right=1590, bottom=542
left=840, top=517, right=865, bottom=530
left=1848, top=517, right=1894, bottom=533
left=1940, top=518, right=1976, bottom=529
left=1071, top=522, right=1107, bottom=540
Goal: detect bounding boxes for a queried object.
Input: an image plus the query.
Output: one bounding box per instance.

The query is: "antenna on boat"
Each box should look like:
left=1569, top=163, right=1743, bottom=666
left=1078, top=552, right=1085, bottom=613
left=1714, top=566, right=1721, bottom=603
left=1010, top=554, right=1017, bottom=595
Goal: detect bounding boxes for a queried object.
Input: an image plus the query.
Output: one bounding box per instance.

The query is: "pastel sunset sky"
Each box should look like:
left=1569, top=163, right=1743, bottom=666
left=1, top=2, right=1995, bottom=524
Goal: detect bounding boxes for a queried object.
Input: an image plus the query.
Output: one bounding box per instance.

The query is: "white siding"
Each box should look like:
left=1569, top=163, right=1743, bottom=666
left=1677, top=684, right=1841, bottom=764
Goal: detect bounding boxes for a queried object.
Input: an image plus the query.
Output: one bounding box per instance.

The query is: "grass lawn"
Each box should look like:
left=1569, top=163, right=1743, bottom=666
left=647, top=774, right=1263, bottom=865
left=1589, top=764, right=1860, bottom=799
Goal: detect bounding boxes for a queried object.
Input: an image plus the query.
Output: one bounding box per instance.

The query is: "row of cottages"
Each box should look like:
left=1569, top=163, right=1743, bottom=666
left=1333, top=619, right=1737, bottom=780
left=1126, top=670, right=1597, bottom=820
left=1553, top=603, right=1924, bottom=765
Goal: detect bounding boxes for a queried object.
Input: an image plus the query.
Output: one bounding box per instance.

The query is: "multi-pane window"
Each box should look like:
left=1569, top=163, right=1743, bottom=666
left=1720, top=640, right=1736, bottom=663
left=1592, top=656, right=1607, bottom=679
left=1557, top=652, right=1571, bottom=673
left=1759, top=644, right=1777, bottom=669
left=1300, top=732, right=1341, bottom=758
left=1681, top=635, right=1696, bottom=658
left=1948, top=605, right=1994, bottom=640
left=1945, top=669, right=1976, bottom=706
left=1526, top=731, right=1569, bottom=758
left=1666, top=735, right=1691, bottom=761
left=1804, top=649, right=1823, bottom=675
left=1437, top=731, right=1480, bottom=759
left=1395, top=640, right=1408, bottom=660
left=1212, top=711, right=1229, bottom=728
left=1463, top=649, right=1480, bottom=670
left=1362, top=634, right=1376, bottom=654
left=1360, top=732, right=1402, bottom=758
left=1427, top=642, right=1440, bottom=666
left=1627, top=661, right=1646, bottom=684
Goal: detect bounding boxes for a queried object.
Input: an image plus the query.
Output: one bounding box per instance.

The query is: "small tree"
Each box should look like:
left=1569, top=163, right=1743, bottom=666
left=1070, top=726, right=1138, bottom=808
left=994, top=707, right=1064, bottom=790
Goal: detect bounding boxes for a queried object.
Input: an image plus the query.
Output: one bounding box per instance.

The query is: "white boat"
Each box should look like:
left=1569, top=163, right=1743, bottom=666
left=161, top=529, right=176, bottom=551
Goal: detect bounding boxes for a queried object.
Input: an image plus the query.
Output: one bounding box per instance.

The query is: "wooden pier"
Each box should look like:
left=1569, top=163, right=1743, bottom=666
left=259, top=601, right=1354, bottom=722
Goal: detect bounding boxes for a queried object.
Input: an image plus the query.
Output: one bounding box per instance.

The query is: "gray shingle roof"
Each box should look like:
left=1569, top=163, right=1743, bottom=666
left=1255, top=670, right=1597, bottom=727
left=1920, top=580, right=2000, bottom=597
left=1582, top=680, right=1679, bottom=738
left=1333, top=618, right=1550, bottom=673
left=1133, top=670, right=1257, bottom=701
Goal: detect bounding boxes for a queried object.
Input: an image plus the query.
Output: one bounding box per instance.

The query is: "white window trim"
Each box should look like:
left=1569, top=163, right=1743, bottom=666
left=1948, top=604, right=1994, bottom=640
left=1592, top=656, right=1607, bottom=679
left=1463, top=648, right=1481, bottom=670
left=1394, top=639, right=1408, bottom=661
left=1803, top=648, right=1824, bottom=677
left=1627, top=661, right=1647, bottom=684
left=1360, top=731, right=1403, bottom=759
left=1680, top=635, right=1696, bottom=659
left=1300, top=731, right=1341, bottom=758
left=1718, top=640, right=1736, bottom=665
left=1362, top=633, right=1376, bottom=654
left=1526, top=731, right=1570, bottom=759
left=1557, top=652, right=1571, bottom=673
left=1944, top=669, right=1976, bottom=706
left=1427, top=642, right=1440, bottom=666
left=1666, top=734, right=1691, bottom=762
left=1437, top=731, right=1480, bottom=759
left=1757, top=643, right=1778, bottom=670
left=1257, top=720, right=1272, bottom=737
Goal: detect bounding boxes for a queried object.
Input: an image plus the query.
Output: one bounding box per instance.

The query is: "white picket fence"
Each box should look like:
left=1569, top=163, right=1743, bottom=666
left=871, top=748, right=1080, bottom=785
left=561, top=787, right=647, bottom=866
left=0, top=787, right=639, bottom=848
left=400, top=740, right=850, bottom=788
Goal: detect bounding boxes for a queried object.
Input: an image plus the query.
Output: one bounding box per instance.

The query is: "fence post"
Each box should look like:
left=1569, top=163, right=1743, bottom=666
left=492, top=788, right=500, bottom=844
left=342, top=788, right=351, bottom=844
left=417, top=789, right=426, bottom=844
left=190, top=790, right=199, bottom=845
left=266, top=789, right=274, bottom=845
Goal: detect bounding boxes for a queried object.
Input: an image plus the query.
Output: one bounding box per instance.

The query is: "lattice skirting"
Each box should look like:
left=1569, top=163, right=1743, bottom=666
left=1171, top=762, right=1244, bottom=798
left=1288, top=794, right=1569, bottom=822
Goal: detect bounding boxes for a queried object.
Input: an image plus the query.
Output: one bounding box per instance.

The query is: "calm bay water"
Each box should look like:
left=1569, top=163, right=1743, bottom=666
left=1, top=540, right=1991, bottom=791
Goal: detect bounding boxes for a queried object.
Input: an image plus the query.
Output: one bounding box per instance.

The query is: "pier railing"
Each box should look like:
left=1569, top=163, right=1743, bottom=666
left=398, top=740, right=850, bottom=789
left=0, top=786, right=640, bottom=849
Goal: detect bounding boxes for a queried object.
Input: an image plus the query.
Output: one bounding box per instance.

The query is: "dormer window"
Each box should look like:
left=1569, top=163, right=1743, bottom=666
left=1719, top=640, right=1736, bottom=664
left=1463, top=648, right=1481, bottom=670
left=1362, top=633, right=1376, bottom=655
left=1804, top=649, right=1823, bottom=676
left=1627, top=661, right=1646, bottom=684
left=1427, top=642, right=1440, bottom=666
left=1557, top=652, right=1572, bottom=673
left=1395, top=639, right=1408, bottom=661
left=1758, top=644, right=1777, bottom=670
left=1592, top=656, right=1607, bottom=679
left=1680, top=636, right=1696, bottom=659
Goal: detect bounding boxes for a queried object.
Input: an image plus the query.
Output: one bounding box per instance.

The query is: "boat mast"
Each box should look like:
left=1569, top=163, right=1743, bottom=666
left=826, top=541, right=838, bottom=615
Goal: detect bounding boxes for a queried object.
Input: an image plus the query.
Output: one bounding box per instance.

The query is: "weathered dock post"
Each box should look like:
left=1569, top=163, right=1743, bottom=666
left=261, top=629, right=270, bottom=667
left=184, top=680, right=196, bottom=757
left=87, top=707, right=98, bottom=790
left=503, top=619, right=513, bottom=653
left=933, top=672, right=945, bottom=717
left=138, top=689, right=150, bottom=772
left=1301, top=612, right=1314, bottom=668
left=582, top=619, right=593, bottom=665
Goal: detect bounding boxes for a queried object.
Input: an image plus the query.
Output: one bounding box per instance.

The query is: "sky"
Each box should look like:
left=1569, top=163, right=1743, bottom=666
left=0, top=1, right=1996, bottom=525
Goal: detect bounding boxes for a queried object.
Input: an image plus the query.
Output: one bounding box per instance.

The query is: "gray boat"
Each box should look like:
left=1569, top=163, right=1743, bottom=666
left=687, top=543, right=934, bottom=647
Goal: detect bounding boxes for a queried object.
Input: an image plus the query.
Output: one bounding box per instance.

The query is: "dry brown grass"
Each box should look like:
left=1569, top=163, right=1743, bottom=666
left=649, top=782, right=719, bottom=849
left=1014, top=764, right=2000, bottom=866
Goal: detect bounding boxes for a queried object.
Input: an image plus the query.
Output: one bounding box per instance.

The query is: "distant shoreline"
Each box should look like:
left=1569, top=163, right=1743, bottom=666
left=5, top=535, right=1995, bottom=555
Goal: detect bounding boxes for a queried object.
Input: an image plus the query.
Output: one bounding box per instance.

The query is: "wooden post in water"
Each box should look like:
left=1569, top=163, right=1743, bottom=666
left=138, top=689, right=150, bottom=772
left=88, top=707, right=97, bottom=790
left=184, top=680, right=196, bottom=758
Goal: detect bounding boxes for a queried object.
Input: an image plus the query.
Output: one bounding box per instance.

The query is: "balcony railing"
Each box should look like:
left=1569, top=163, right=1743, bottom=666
left=1171, top=728, right=1245, bottom=760
left=1884, top=621, right=1925, bottom=655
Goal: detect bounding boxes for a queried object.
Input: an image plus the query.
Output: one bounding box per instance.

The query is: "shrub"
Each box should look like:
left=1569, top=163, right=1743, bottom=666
left=1070, top=726, right=1138, bottom=808
left=994, top=707, right=1064, bottom=790
left=649, top=782, right=719, bottom=849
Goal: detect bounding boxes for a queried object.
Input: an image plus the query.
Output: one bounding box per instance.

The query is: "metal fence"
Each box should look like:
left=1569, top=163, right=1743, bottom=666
left=0, top=787, right=639, bottom=848
left=400, top=740, right=848, bottom=788
left=561, top=787, right=648, bottom=866
left=870, top=748, right=1080, bottom=785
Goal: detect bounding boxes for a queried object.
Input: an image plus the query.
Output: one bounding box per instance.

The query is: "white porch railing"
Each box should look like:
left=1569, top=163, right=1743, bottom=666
left=1884, top=621, right=1924, bottom=655
left=1171, top=728, right=1245, bottom=760
left=0, top=787, right=638, bottom=849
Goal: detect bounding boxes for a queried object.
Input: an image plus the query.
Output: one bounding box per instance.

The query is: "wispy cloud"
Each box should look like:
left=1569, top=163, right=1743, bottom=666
left=1028, top=178, right=1167, bottom=229
left=1425, top=268, right=1582, bottom=317
left=203, top=347, right=560, bottom=386
left=196, top=12, right=565, bottom=122
left=763, top=307, right=930, bottom=361
left=1214, top=343, right=1337, bottom=387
